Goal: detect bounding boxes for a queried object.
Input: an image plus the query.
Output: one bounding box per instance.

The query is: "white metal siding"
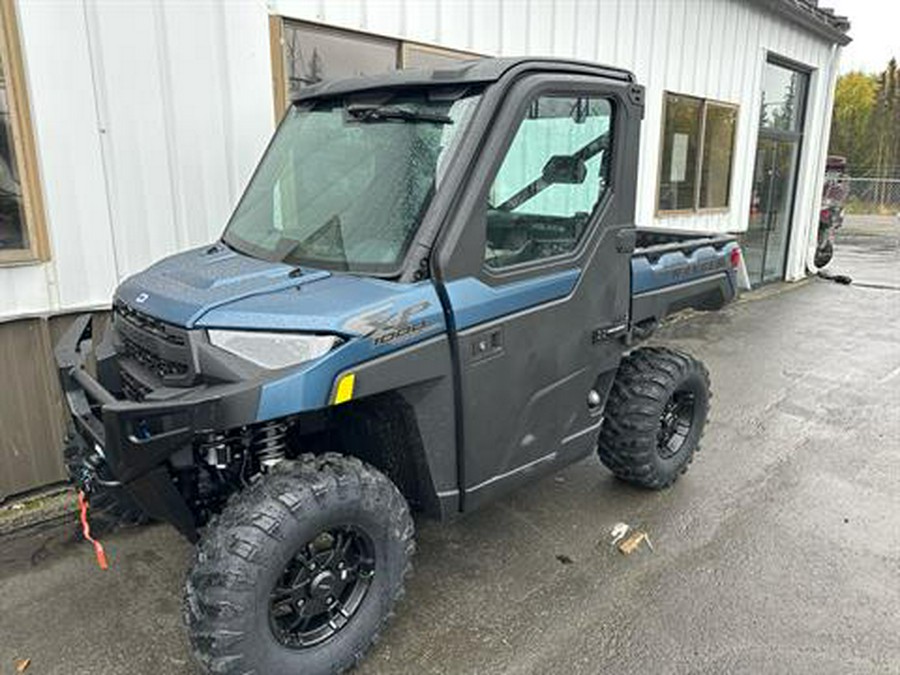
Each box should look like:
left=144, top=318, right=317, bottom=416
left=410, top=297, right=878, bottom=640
left=7, top=0, right=115, bottom=317
left=2, top=0, right=841, bottom=321
left=4, top=0, right=273, bottom=321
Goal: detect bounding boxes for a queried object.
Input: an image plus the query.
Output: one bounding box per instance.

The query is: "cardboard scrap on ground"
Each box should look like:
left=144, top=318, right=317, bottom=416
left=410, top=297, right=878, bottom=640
left=608, top=522, right=654, bottom=555
left=14, top=658, right=31, bottom=673
left=618, top=530, right=653, bottom=555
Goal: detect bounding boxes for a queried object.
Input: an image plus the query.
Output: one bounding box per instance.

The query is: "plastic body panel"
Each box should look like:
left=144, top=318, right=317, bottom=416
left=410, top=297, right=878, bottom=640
left=630, top=228, right=740, bottom=325
left=432, top=71, right=644, bottom=510
left=330, top=335, right=459, bottom=517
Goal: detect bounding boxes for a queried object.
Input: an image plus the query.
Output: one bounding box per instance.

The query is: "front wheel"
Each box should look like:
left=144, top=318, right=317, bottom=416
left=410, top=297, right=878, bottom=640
left=598, top=347, right=710, bottom=489
left=184, top=453, right=415, bottom=675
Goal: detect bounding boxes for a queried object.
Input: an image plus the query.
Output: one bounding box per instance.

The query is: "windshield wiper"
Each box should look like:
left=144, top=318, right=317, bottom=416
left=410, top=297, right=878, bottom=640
left=346, top=105, right=452, bottom=125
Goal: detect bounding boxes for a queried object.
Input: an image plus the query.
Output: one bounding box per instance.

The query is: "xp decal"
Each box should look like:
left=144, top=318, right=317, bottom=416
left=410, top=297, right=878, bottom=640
left=345, top=300, right=432, bottom=346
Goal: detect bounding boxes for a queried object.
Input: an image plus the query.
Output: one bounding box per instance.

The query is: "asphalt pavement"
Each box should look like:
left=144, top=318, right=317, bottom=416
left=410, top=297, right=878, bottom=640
left=1, top=216, right=898, bottom=675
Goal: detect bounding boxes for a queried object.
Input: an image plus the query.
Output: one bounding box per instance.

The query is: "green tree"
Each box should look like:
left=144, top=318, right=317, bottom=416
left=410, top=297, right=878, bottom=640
left=873, top=58, right=898, bottom=181
left=829, top=70, right=877, bottom=174
left=830, top=57, right=900, bottom=180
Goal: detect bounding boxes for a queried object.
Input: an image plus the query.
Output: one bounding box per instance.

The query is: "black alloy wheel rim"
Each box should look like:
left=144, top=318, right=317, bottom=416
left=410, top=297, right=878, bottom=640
left=657, top=390, right=696, bottom=459
left=269, top=526, right=376, bottom=649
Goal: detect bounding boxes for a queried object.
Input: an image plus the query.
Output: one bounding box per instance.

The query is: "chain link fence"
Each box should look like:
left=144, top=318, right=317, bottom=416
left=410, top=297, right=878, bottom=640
left=844, top=178, right=900, bottom=216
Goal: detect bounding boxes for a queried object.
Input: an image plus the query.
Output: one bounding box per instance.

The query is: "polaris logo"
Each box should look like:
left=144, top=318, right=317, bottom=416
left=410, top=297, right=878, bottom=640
left=135, top=292, right=149, bottom=304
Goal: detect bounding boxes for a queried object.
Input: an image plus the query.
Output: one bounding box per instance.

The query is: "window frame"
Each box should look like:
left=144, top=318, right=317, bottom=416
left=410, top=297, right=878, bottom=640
left=479, top=88, right=617, bottom=279
left=0, top=0, right=48, bottom=266
left=655, top=91, right=739, bottom=217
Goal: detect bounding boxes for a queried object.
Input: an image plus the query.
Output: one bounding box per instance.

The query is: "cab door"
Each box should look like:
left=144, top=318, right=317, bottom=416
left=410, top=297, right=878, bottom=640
left=435, top=73, right=642, bottom=510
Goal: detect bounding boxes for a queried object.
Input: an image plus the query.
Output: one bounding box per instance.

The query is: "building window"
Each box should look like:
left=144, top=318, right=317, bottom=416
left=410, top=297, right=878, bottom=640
left=485, top=96, right=613, bottom=269
left=700, top=103, right=738, bottom=209
left=269, top=19, right=484, bottom=116
left=0, top=0, right=47, bottom=265
left=657, top=92, right=738, bottom=213
left=282, top=21, right=398, bottom=102
left=401, top=43, right=481, bottom=70
left=269, top=19, right=399, bottom=114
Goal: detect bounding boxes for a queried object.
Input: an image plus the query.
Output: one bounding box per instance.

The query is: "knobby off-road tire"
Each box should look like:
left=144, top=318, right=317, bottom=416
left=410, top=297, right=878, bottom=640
left=814, top=240, right=834, bottom=268
left=184, top=453, right=415, bottom=675
left=598, top=347, right=710, bottom=489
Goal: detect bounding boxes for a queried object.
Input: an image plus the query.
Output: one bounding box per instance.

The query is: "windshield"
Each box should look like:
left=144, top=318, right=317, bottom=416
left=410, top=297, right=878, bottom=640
left=223, top=91, right=482, bottom=274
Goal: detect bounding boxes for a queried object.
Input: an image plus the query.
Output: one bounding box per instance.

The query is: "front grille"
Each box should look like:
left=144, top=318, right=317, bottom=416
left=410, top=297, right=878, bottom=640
left=120, top=368, right=152, bottom=402
left=114, top=300, right=194, bottom=387
left=122, top=337, right=190, bottom=379
left=115, top=300, right=186, bottom=346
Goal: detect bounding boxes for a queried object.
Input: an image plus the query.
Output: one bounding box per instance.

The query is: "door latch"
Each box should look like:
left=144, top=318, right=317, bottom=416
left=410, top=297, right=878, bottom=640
left=615, top=229, right=637, bottom=254
left=593, top=323, right=628, bottom=343
left=469, top=327, right=503, bottom=363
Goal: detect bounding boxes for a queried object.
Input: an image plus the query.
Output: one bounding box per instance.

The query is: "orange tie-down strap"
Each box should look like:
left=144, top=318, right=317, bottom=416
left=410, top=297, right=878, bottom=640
left=77, top=490, right=109, bottom=570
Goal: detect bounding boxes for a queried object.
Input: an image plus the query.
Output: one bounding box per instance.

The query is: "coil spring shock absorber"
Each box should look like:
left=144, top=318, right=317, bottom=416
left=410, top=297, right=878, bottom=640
left=253, top=420, right=289, bottom=468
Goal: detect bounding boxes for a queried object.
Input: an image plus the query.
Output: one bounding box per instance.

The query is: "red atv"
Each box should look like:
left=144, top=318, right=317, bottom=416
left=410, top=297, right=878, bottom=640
left=816, top=155, right=849, bottom=268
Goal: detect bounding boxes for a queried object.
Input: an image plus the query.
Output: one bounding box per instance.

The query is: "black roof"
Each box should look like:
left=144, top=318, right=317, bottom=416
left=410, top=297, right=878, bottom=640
left=752, top=0, right=851, bottom=45
left=291, top=57, right=635, bottom=102
left=792, top=0, right=851, bottom=33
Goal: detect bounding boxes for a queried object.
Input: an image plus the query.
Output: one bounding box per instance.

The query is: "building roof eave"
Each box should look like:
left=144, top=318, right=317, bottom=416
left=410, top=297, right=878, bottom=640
left=749, top=0, right=852, bottom=46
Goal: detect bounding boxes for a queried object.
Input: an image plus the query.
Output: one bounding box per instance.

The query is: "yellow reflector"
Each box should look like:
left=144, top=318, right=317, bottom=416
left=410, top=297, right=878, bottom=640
left=334, top=373, right=355, bottom=404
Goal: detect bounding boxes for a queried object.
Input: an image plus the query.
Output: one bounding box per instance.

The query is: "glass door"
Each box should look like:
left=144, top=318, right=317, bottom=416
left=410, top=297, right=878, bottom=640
left=746, top=137, right=801, bottom=284
left=742, top=58, right=808, bottom=286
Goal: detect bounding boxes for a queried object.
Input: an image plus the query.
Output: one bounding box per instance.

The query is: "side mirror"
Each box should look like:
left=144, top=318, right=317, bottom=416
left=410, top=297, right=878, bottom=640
left=542, top=155, right=587, bottom=184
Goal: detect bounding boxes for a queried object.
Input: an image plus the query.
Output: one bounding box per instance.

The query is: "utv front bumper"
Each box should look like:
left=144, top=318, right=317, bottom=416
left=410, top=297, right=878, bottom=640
left=56, top=314, right=262, bottom=541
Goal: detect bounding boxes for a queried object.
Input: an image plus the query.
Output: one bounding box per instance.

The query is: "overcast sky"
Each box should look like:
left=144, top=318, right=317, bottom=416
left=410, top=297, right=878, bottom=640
left=826, top=0, right=899, bottom=73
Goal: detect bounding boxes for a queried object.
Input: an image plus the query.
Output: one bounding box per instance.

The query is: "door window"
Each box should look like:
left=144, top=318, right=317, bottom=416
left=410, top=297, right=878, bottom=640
left=484, top=96, right=613, bottom=269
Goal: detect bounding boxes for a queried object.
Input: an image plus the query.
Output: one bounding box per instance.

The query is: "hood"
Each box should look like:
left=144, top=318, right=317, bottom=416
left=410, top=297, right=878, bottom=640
left=115, top=245, right=443, bottom=337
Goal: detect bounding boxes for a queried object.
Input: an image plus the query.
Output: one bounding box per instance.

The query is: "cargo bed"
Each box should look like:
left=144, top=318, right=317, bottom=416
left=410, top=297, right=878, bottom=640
left=630, top=227, right=741, bottom=331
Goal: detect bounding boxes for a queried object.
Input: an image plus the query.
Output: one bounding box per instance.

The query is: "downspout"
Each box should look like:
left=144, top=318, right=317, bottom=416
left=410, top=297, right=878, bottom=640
left=807, top=42, right=841, bottom=275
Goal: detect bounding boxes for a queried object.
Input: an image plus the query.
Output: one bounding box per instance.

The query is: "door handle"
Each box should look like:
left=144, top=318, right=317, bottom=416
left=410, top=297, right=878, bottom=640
left=593, top=323, right=628, bottom=343
left=469, top=327, right=504, bottom=364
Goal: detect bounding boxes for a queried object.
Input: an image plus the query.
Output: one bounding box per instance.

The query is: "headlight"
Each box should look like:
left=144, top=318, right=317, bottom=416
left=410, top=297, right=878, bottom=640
left=207, top=330, right=340, bottom=370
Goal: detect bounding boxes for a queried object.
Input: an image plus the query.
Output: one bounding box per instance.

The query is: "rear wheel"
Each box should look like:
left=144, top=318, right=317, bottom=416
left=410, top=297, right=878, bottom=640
left=184, top=453, right=414, bottom=675
left=814, top=240, right=834, bottom=268
left=598, top=347, right=710, bottom=489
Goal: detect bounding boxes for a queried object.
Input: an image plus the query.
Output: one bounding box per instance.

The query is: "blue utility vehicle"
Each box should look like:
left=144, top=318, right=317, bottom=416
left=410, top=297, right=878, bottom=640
left=57, top=58, right=741, bottom=675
